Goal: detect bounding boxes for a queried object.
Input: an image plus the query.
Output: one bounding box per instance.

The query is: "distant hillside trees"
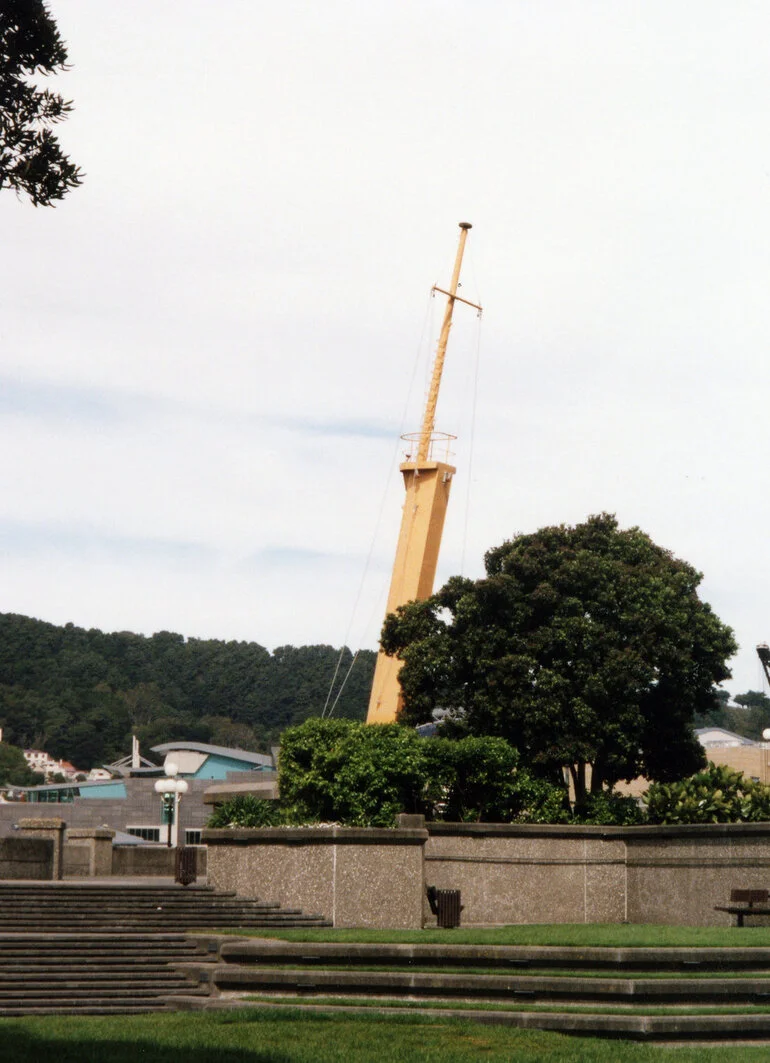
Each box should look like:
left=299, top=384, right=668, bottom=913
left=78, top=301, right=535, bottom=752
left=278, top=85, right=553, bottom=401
left=0, top=613, right=373, bottom=769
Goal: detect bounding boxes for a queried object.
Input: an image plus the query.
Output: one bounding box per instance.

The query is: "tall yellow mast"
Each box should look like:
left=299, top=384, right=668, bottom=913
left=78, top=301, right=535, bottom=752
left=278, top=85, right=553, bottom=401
left=366, top=222, right=481, bottom=724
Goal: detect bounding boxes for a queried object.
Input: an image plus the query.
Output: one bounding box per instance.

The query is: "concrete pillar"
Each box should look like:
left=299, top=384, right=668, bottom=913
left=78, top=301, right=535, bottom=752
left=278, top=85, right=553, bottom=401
left=65, top=827, right=115, bottom=877
left=16, top=818, right=66, bottom=880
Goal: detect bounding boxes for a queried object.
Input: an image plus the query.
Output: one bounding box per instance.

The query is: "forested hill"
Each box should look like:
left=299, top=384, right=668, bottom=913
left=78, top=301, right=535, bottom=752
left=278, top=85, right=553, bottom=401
left=0, top=612, right=374, bottom=771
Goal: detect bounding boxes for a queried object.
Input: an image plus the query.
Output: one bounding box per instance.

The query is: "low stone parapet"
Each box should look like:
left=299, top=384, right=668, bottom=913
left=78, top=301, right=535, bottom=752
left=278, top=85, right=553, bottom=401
left=204, top=825, right=428, bottom=928
left=202, top=819, right=770, bottom=928
left=16, top=818, right=66, bottom=880
left=0, top=835, right=54, bottom=879
left=111, top=844, right=207, bottom=877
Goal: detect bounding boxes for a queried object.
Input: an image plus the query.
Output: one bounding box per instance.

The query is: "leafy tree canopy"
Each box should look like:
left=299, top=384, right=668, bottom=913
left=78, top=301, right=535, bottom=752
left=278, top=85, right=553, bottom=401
left=1, top=0, right=82, bottom=205
left=382, top=514, right=737, bottom=805
left=729, top=691, right=770, bottom=742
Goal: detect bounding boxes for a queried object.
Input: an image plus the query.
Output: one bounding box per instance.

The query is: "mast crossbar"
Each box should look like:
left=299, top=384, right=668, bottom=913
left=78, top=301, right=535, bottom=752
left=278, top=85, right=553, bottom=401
left=432, top=286, right=482, bottom=313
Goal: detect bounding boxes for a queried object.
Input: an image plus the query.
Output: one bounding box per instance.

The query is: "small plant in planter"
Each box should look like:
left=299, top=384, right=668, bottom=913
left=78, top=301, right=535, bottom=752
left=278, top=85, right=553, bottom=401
left=206, top=795, right=283, bottom=828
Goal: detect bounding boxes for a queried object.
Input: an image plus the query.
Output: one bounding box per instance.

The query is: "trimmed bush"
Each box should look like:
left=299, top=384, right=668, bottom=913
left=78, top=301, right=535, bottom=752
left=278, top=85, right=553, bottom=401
left=645, top=762, right=770, bottom=824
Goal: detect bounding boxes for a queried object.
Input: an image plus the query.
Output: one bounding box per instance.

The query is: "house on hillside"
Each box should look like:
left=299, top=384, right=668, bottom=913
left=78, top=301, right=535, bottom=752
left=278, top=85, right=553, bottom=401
left=23, top=749, right=84, bottom=781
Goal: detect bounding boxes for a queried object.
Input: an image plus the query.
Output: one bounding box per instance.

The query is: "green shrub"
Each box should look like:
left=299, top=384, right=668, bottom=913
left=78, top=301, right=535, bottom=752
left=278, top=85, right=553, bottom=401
left=573, top=790, right=646, bottom=825
left=279, top=718, right=428, bottom=827
left=206, top=795, right=283, bottom=828
left=644, top=762, right=770, bottom=824
left=279, top=718, right=573, bottom=827
left=510, top=773, right=572, bottom=823
left=423, top=735, right=519, bottom=821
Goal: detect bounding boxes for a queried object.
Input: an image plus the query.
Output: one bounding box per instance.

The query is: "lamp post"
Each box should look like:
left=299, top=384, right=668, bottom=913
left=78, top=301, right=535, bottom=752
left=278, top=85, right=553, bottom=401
left=762, top=730, right=770, bottom=787
left=154, top=761, right=189, bottom=847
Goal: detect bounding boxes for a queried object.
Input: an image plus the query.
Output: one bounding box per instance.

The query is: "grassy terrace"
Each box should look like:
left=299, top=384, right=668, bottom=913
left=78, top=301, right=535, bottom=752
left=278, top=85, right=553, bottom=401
left=6, top=924, right=770, bottom=1060
left=208, top=923, right=770, bottom=947
left=3, top=1009, right=770, bottom=1063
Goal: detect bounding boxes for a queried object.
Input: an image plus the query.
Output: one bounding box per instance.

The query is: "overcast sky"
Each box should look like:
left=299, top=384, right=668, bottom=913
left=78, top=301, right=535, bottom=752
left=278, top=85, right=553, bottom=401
left=3, top=1, right=770, bottom=704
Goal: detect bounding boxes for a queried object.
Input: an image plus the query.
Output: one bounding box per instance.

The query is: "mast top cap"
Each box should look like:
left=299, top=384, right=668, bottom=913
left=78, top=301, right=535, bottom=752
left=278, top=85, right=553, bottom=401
left=459, top=221, right=472, bottom=229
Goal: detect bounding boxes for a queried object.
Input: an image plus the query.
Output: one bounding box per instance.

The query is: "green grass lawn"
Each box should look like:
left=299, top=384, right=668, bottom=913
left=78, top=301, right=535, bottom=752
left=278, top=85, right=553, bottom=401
left=4, top=1008, right=770, bottom=1063
left=206, top=923, right=770, bottom=948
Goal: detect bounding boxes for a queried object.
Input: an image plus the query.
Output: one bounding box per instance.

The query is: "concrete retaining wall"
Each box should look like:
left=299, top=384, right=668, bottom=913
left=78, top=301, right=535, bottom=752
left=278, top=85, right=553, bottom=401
left=0, top=836, right=53, bottom=879
left=425, top=823, right=626, bottom=925
left=625, top=823, right=770, bottom=926
left=204, top=820, right=770, bottom=928
left=205, top=827, right=426, bottom=928
left=111, top=844, right=207, bottom=877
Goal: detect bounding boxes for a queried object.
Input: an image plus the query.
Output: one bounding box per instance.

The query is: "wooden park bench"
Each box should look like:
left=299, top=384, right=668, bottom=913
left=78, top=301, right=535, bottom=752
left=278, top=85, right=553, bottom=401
left=426, top=885, right=463, bottom=929
left=714, top=889, right=770, bottom=927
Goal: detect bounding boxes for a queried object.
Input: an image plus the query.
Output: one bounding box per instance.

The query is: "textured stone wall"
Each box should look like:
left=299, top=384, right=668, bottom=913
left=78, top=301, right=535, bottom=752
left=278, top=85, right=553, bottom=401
left=204, top=821, right=770, bottom=928
left=425, top=824, right=627, bottom=925
left=0, top=835, right=53, bottom=879
left=111, top=844, right=207, bottom=877
left=427, top=822, right=770, bottom=926
left=63, top=828, right=115, bottom=877
left=204, top=826, right=427, bottom=928
left=16, top=818, right=66, bottom=880
left=625, top=823, right=770, bottom=926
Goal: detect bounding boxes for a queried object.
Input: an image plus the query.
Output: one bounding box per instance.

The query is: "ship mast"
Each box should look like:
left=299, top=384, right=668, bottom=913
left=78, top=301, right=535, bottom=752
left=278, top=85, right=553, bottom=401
left=366, top=222, right=481, bottom=724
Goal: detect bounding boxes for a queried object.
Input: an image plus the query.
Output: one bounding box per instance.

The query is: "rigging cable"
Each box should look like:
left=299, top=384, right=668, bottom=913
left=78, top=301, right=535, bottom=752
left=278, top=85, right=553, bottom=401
left=460, top=311, right=483, bottom=576
left=322, top=288, right=437, bottom=717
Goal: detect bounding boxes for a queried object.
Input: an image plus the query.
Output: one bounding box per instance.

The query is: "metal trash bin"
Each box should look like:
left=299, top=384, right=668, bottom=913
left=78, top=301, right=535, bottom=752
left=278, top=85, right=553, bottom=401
left=427, top=885, right=462, bottom=929
left=175, top=845, right=197, bottom=886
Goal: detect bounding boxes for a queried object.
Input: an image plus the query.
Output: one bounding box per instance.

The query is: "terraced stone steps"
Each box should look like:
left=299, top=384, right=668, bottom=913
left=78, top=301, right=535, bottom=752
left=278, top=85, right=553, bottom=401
left=0, top=882, right=331, bottom=1014
left=0, top=931, right=211, bottom=1016
left=176, top=936, right=770, bottom=1040
left=205, top=965, right=770, bottom=1004
left=0, top=883, right=331, bottom=932
left=215, top=938, right=770, bottom=971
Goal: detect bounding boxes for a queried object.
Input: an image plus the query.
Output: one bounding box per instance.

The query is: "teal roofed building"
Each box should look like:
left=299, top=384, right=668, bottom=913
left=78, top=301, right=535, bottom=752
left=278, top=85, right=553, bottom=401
left=150, top=742, right=274, bottom=780
left=0, top=740, right=277, bottom=843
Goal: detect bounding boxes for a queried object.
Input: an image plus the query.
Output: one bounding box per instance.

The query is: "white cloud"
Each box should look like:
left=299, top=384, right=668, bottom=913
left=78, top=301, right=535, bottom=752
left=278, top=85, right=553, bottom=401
left=2, top=0, right=770, bottom=695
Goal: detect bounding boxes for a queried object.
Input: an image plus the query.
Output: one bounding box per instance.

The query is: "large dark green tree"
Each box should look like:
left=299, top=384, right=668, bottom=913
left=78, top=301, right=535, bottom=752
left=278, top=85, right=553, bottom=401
left=1, top=0, right=82, bottom=205
left=382, top=514, right=737, bottom=805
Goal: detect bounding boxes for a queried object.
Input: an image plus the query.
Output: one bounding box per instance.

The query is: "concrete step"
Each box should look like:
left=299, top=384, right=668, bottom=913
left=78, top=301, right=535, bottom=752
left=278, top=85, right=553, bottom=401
left=217, top=938, right=770, bottom=972
left=0, top=882, right=331, bottom=1014
left=0, top=1004, right=173, bottom=1016
left=0, top=969, right=197, bottom=980
left=0, top=902, right=282, bottom=912
left=206, top=964, right=770, bottom=1003
left=0, top=883, right=227, bottom=893
left=0, top=977, right=195, bottom=994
